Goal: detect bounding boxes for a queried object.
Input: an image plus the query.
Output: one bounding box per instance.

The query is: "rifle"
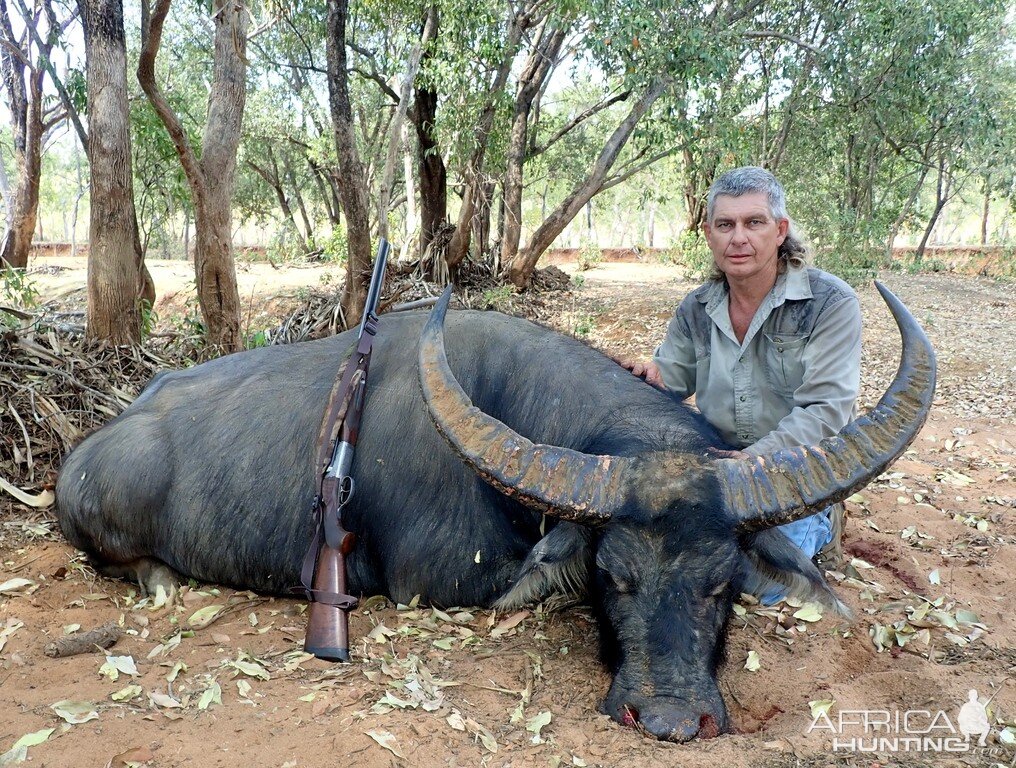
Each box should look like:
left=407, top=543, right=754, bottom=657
left=302, top=239, right=390, bottom=662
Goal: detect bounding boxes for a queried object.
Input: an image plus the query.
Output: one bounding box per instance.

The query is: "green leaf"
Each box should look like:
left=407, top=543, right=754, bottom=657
left=197, top=682, right=222, bottom=710
left=526, top=710, right=552, bottom=743
left=793, top=603, right=824, bottom=623
left=809, top=699, right=835, bottom=718
left=110, top=685, right=143, bottom=702
left=11, top=729, right=54, bottom=750
left=187, top=605, right=225, bottom=629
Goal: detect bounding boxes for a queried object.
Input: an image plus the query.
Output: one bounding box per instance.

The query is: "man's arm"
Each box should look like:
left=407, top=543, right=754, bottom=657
left=650, top=307, right=698, bottom=397
left=746, top=296, right=862, bottom=456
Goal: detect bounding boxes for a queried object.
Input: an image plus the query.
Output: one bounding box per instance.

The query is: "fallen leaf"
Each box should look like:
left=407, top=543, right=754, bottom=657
left=0, top=578, right=35, bottom=595
left=51, top=700, right=99, bottom=724
left=111, top=685, right=143, bottom=702
left=148, top=691, right=183, bottom=709
left=108, top=745, right=155, bottom=768
left=792, top=603, right=824, bottom=623
left=0, top=746, right=27, bottom=765
left=928, top=569, right=941, bottom=585
left=491, top=611, right=529, bottom=638
left=11, top=729, right=54, bottom=750
left=187, top=605, right=225, bottom=630
left=526, top=710, right=552, bottom=744
left=104, top=655, right=139, bottom=678
left=0, top=619, right=23, bottom=653
left=366, top=729, right=405, bottom=759
left=229, top=659, right=271, bottom=681
left=809, top=699, right=835, bottom=718
left=744, top=650, right=761, bottom=672
left=446, top=711, right=466, bottom=731
left=165, top=662, right=187, bottom=683
left=197, top=682, right=222, bottom=710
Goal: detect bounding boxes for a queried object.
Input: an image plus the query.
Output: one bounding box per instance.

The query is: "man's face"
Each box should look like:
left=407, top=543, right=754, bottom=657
left=703, top=192, right=788, bottom=285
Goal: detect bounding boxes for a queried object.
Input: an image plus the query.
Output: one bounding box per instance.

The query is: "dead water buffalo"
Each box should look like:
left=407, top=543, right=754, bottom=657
left=56, top=283, right=935, bottom=741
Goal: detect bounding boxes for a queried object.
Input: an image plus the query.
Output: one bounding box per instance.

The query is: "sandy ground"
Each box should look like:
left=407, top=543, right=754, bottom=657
left=1, top=255, right=1014, bottom=768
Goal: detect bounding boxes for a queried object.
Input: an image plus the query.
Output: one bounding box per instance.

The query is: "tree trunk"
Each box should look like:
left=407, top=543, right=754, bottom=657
left=446, top=8, right=527, bottom=275
left=884, top=165, right=929, bottom=260
left=980, top=175, right=991, bottom=246
left=507, top=80, right=667, bottom=288
left=915, top=157, right=950, bottom=262
left=377, top=8, right=435, bottom=244
left=414, top=80, right=446, bottom=260
left=0, top=0, right=43, bottom=269
left=138, top=0, right=244, bottom=353
left=79, top=0, right=151, bottom=343
left=500, top=22, right=566, bottom=269
left=327, top=0, right=372, bottom=327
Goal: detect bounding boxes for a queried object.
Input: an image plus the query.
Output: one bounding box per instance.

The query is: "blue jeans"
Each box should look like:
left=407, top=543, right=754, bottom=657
left=760, top=507, right=834, bottom=605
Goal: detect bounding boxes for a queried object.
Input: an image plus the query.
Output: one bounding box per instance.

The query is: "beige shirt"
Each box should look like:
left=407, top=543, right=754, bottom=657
left=653, top=266, right=861, bottom=455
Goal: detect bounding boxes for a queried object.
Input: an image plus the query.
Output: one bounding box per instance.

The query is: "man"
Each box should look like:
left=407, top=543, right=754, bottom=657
left=628, top=166, right=861, bottom=571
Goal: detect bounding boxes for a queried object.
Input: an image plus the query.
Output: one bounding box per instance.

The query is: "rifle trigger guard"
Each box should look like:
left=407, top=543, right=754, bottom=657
left=338, top=476, right=353, bottom=505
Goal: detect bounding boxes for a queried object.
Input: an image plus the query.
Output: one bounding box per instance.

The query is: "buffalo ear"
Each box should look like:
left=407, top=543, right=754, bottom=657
left=739, top=529, right=852, bottom=618
left=495, top=522, right=594, bottom=609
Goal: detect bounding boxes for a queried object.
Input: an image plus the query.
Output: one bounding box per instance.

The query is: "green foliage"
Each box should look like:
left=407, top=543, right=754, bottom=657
left=667, top=231, right=713, bottom=281
left=1, top=265, right=39, bottom=308
left=265, top=231, right=308, bottom=265
left=480, top=284, right=515, bottom=311
left=576, top=242, right=602, bottom=271
left=322, top=225, right=349, bottom=265
left=139, top=299, right=158, bottom=339
left=245, top=329, right=269, bottom=349
left=572, top=313, right=594, bottom=337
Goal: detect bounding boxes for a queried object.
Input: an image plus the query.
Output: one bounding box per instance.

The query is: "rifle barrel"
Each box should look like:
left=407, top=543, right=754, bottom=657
left=359, top=239, right=390, bottom=337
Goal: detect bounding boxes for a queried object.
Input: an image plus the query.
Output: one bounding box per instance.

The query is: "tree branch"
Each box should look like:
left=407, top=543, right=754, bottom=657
left=529, top=90, right=631, bottom=158
left=742, top=30, right=821, bottom=56
left=137, top=0, right=206, bottom=210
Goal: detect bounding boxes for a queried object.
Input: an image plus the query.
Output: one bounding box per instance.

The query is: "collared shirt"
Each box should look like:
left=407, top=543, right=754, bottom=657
left=652, top=266, right=861, bottom=455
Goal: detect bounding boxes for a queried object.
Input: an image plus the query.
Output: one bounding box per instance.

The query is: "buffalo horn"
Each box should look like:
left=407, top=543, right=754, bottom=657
left=716, top=282, right=936, bottom=532
left=418, top=287, right=630, bottom=524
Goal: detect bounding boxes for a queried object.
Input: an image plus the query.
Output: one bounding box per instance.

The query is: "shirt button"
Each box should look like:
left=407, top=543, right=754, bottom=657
left=778, top=346, right=784, bottom=352
left=739, top=395, right=746, bottom=401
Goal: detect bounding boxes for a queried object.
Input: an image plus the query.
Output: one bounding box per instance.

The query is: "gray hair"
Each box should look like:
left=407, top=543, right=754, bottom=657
left=706, top=166, right=810, bottom=274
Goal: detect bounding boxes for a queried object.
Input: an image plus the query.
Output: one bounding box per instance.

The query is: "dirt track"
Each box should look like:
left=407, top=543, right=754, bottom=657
left=1, top=257, right=1014, bottom=767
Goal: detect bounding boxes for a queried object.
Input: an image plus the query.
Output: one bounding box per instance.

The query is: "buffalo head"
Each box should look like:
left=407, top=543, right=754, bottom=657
left=418, top=283, right=935, bottom=741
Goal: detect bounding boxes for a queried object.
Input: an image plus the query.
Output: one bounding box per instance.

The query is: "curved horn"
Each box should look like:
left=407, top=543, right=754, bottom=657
left=718, top=282, right=936, bottom=532
left=418, top=287, right=630, bottom=524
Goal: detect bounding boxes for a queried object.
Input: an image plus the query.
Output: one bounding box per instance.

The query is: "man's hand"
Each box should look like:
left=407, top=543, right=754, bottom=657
left=706, top=447, right=750, bottom=460
left=615, top=357, right=664, bottom=389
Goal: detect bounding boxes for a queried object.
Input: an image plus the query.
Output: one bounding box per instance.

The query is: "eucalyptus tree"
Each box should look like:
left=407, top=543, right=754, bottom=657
left=76, top=0, right=157, bottom=343
left=138, top=0, right=249, bottom=354
left=0, top=0, right=64, bottom=269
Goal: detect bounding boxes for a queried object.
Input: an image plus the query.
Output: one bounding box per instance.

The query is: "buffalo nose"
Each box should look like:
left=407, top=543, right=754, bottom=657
left=626, top=706, right=722, bottom=742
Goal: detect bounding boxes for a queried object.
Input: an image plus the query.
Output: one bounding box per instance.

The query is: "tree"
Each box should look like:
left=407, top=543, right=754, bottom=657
left=139, top=0, right=248, bottom=354
left=0, top=0, right=63, bottom=268
left=77, top=0, right=155, bottom=343
left=326, top=0, right=373, bottom=325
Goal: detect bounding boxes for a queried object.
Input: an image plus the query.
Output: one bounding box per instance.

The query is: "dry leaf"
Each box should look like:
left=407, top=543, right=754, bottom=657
left=51, top=700, right=99, bottom=724
left=491, top=610, right=529, bottom=637
left=744, top=650, right=761, bottom=672
left=366, top=729, right=405, bottom=759
left=107, top=745, right=156, bottom=768
left=809, top=699, right=835, bottom=718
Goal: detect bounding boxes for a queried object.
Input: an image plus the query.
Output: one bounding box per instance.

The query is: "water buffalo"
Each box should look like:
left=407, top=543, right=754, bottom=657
left=55, top=282, right=935, bottom=741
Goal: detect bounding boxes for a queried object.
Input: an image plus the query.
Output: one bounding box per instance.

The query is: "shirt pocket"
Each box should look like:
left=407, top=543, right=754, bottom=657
left=763, top=332, right=809, bottom=395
